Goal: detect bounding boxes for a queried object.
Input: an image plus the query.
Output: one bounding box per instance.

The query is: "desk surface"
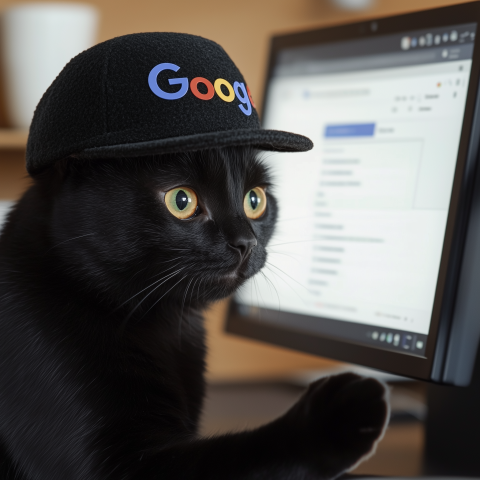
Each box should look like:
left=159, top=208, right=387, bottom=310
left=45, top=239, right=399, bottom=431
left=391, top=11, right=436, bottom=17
left=200, top=381, right=424, bottom=477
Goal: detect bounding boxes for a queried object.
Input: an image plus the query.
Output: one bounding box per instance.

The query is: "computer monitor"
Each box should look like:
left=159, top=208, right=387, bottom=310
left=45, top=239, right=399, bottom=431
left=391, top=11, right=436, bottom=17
left=226, top=1, right=480, bottom=386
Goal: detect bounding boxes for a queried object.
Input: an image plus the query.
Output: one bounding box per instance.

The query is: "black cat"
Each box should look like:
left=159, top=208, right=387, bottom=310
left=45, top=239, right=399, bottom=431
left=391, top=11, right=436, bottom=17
left=0, top=147, right=388, bottom=479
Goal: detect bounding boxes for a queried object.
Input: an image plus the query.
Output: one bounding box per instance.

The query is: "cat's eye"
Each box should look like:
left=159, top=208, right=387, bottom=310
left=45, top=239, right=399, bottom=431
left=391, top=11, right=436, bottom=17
left=244, top=187, right=267, bottom=220
left=164, top=187, right=198, bottom=219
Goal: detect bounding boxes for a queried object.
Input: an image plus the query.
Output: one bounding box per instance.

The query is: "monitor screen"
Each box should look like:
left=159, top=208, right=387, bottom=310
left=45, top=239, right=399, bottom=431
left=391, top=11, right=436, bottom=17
left=228, top=5, right=480, bottom=384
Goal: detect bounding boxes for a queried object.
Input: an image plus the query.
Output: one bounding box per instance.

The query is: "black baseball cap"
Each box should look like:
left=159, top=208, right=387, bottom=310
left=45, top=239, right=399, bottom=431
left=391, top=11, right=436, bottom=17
left=26, top=32, right=313, bottom=175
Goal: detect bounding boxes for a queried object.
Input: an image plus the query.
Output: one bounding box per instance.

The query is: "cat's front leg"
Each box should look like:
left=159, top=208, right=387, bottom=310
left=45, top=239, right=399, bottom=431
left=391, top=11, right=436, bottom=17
left=279, top=372, right=390, bottom=478
left=150, top=372, right=388, bottom=480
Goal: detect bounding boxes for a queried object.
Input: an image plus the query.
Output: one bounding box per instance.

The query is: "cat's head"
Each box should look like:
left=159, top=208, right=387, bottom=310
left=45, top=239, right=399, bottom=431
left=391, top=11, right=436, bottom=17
left=40, top=147, right=277, bottom=311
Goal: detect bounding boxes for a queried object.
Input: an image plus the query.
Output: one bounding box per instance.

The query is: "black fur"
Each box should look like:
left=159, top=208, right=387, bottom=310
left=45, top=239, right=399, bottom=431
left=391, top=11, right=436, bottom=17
left=0, top=147, right=388, bottom=479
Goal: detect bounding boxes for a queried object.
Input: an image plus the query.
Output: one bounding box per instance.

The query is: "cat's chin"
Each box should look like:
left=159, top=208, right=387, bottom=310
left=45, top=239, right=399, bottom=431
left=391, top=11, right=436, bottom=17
left=222, top=270, right=240, bottom=280
left=219, top=270, right=243, bottom=291
left=218, top=260, right=265, bottom=292
left=199, top=269, right=253, bottom=301
left=219, top=269, right=256, bottom=293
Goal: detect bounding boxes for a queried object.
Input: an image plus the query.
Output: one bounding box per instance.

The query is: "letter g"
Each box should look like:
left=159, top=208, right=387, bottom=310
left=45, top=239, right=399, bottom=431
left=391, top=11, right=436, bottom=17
left=233, top=81, right=252, bottom=116
left=148, top=63, right=188, bottom=100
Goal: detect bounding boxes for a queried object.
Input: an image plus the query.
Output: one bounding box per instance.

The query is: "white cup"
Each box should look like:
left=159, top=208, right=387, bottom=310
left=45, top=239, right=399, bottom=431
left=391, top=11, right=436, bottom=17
left=1, top=3, right=99, bottom=129
left=330, top=0, right=375, bottom=10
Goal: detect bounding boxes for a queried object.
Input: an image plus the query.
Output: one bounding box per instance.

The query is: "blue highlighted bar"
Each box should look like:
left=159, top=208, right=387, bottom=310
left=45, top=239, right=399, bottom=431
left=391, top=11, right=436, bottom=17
left=325, top=123, right=375, bottom=138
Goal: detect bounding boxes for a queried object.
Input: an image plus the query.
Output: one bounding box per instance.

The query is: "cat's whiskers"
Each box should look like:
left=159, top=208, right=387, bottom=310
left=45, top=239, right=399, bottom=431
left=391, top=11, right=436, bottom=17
left=264, top=264, right=306, bottom=304
left=118, top=267, right=187, bottom=333
left=265, top=261, right=309, bottom=293
left=146, top=260, right=190, bottom=281
left=178, top=276, right=195, bottom=338
left=195, top=276, right=204, bottom=302
left=259, top=270, right=281, bottom=312
left=141, top=274, right=189, bottom=320
left=115, top=264, right=184, bottom=311
left=155, top=256, right=184, bottom=265
left=201, top=273, right=216, bottom=301
left=183, top=274, right=203, bottom=332
left=268, top=239, right=315, bottom=248
left=187, top=275, right=200, bottom=307
left=252, top=275, right=261, bottom=311
left=267, top=250, right=302, bottom=262
left=45, top=233, right=96, bottom=254
left=126, top=257, right=184, bottom=285
left=116, top=265, right=186, bottom=325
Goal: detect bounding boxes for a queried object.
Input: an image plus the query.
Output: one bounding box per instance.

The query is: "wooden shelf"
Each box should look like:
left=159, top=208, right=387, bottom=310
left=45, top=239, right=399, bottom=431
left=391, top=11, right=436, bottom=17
left=0, top=129, right=28, bottom=149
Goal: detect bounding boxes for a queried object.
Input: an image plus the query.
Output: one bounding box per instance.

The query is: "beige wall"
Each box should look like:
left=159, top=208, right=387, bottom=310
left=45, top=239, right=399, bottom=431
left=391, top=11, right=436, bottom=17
left=0, top=0, right=469, bottom=380
left=75, top=0, right=469, bottom=110
left=0, top=0, right=468, bottom=113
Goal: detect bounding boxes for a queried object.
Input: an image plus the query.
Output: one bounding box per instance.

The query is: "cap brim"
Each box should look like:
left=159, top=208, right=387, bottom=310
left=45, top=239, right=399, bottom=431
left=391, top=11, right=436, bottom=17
left=74, top=128, right=313, bottom=159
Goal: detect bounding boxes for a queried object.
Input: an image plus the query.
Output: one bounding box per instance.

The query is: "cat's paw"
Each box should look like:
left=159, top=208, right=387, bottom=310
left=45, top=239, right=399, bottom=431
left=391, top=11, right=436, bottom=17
left=284, top=372, right=389, bottom=478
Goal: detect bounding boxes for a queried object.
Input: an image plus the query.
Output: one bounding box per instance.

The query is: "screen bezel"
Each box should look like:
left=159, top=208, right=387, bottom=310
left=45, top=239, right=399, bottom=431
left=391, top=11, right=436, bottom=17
left=226, top=1, right=480, bottom=382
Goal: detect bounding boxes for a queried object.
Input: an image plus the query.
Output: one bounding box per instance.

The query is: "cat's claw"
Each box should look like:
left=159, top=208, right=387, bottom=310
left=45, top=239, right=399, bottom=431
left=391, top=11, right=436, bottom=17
left=282, top=372, right=390, bottom=478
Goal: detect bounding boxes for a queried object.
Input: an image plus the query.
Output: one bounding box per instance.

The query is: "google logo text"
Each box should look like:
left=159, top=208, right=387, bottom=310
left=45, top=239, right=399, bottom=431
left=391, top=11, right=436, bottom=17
left=148, top=63, right=255, bottom=116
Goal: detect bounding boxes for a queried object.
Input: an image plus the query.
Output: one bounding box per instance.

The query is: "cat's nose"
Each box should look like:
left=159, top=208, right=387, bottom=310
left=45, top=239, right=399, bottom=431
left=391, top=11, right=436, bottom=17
left=228, top=234, right=257, bottom=262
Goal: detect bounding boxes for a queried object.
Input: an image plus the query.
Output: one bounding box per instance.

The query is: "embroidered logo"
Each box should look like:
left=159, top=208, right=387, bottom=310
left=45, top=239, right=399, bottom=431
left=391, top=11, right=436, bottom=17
left=148, top=63, right=256, bottom=116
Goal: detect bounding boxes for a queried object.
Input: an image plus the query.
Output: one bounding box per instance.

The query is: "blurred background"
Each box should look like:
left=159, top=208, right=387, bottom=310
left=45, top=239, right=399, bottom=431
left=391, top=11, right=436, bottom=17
left=0, top=0, right=469, bottom=476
